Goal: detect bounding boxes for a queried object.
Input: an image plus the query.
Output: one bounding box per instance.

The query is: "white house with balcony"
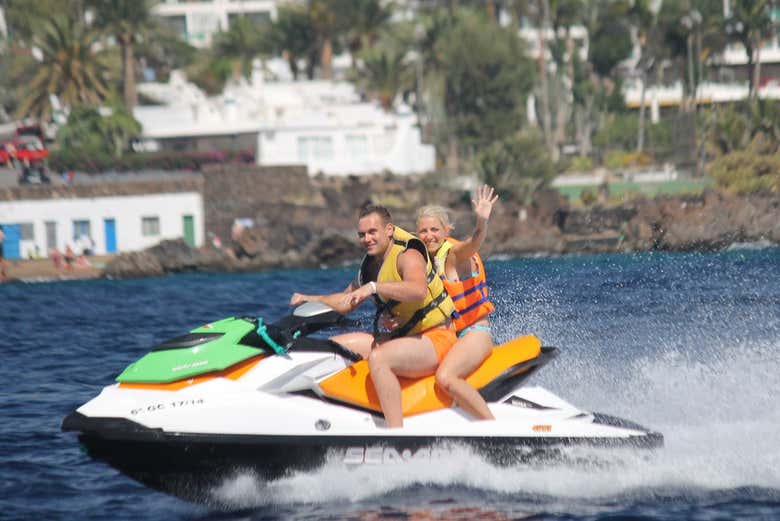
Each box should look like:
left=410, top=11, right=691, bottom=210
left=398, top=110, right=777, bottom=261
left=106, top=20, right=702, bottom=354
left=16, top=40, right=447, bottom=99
left=133, top=66, right=436, bottom=176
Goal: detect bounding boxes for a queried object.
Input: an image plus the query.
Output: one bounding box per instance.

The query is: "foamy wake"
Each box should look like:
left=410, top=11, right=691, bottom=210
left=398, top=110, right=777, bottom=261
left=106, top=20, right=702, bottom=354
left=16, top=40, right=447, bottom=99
left=209, top=339, right=780, bottom=508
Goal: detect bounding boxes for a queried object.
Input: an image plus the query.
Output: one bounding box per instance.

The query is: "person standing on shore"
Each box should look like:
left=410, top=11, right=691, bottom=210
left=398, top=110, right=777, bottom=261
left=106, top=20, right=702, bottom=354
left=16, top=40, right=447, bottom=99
left=416, top=185, right=499, bottom=420
left=0, top=225, right=7, bottom=281
left=290, top=204, right=457, bottom=428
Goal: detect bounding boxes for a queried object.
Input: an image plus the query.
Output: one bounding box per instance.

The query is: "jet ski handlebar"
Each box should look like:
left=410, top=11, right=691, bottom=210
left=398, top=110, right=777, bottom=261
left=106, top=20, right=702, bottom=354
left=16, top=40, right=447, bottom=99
left=260, top=302, right=363, bottom=362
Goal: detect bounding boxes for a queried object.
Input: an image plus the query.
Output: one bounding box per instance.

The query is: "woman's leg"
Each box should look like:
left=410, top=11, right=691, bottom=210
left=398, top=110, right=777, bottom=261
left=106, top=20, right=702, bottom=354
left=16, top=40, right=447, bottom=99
left=368, top=335, right=439, bottom=428
left=435, top=329, right=495, bottom=420
left=329, top=332, right=375, bottom=359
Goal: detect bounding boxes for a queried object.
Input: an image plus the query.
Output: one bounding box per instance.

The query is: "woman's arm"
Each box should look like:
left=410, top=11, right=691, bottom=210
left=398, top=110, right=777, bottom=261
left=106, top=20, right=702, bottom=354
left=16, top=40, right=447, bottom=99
left=450, top=184, right=499, bottom=262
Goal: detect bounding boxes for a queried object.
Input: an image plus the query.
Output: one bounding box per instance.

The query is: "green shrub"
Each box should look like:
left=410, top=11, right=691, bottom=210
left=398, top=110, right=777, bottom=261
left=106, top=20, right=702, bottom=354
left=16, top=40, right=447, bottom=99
left=709, top=151, right=780, bottom=195
left=474, top=130, right=554, bottom=200
left=568, top=156, right=593, bottom=172
left=594, top=113, right=674, bottom=163
left=604, top=150, right=652, bottom=169
left=48, top=149, right=255, bottom=174
left=580, top=187, right=597, bottom=206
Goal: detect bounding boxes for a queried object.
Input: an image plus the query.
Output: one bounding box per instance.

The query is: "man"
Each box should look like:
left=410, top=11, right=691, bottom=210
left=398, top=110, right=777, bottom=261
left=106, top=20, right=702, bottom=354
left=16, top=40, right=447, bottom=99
left=290, top=204, right=456, bottom=428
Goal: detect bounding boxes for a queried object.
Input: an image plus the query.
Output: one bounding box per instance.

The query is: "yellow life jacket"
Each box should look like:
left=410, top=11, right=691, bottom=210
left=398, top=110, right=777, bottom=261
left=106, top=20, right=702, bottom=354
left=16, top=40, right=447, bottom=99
left=434, top=238, right=494, bottom=333
left=359, top=226, right=455, bottom=337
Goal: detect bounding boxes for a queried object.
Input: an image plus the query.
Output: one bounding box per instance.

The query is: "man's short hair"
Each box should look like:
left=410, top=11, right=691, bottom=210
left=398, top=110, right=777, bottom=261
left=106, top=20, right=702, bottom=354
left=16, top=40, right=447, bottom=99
left=358, top=203, right=392, bottom=225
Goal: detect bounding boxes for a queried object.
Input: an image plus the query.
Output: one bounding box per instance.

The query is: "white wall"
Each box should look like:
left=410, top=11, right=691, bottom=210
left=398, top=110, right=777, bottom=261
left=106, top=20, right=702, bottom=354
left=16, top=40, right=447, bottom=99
left=0, top=192, right=203, bottom=258
left=257, top=116, right=435, bottom=176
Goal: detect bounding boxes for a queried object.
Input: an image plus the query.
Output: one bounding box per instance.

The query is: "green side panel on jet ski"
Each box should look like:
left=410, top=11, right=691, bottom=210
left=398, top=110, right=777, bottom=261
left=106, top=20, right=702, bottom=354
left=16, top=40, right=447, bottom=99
left=116, top=317, right=266, bottom=384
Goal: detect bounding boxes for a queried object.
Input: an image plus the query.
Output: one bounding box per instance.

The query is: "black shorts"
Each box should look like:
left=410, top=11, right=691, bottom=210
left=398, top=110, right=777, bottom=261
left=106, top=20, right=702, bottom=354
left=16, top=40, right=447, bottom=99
left=0, top=243, right=4, bottom=259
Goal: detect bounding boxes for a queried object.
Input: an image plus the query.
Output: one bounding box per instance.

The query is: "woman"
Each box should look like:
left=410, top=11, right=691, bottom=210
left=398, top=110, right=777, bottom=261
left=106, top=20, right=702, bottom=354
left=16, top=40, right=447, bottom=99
left=416, top=184, right=499, bottom=420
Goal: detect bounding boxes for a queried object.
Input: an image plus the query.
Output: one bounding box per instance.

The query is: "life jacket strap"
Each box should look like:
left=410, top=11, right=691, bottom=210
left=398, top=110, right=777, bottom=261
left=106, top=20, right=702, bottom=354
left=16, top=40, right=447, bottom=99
left=447, top=280, right=489, bottom=302
left=388, top=291, right=451, bottom=339
left=451, top=294, right=491, bottom=318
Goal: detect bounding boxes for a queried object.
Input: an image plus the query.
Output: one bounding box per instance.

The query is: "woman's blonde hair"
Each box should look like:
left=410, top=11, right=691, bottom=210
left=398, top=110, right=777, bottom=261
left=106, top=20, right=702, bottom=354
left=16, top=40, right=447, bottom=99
left=416, top=205, right=453, bottom=232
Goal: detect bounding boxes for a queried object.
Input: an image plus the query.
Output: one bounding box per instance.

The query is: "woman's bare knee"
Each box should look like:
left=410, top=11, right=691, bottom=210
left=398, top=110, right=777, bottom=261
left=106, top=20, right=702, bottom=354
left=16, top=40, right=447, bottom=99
left=435, top=367, right=457, bottom=393
left=368, top=349, right=385, bottom=371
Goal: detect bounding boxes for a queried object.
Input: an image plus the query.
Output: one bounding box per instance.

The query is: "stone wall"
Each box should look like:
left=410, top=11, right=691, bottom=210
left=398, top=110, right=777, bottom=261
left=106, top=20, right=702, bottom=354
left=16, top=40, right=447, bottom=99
left=201, top=164, right=320, bottom=246
left=0, top=177, right=203, bottom=201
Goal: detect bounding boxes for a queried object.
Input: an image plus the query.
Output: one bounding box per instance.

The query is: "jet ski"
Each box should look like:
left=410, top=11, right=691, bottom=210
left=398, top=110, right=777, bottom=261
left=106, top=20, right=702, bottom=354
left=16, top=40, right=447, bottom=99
left=62, top=302, right=662, bottom=502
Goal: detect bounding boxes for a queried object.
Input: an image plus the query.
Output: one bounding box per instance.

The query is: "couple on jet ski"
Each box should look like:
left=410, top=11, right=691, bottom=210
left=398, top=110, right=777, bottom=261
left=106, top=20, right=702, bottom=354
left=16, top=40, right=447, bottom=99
left=290, top=185, right=499, bottom=428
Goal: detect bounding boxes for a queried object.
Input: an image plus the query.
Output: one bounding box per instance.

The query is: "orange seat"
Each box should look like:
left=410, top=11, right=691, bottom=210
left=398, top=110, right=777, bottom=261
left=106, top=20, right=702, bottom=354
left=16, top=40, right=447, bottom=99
left=318, top=335, right=542, bottom=416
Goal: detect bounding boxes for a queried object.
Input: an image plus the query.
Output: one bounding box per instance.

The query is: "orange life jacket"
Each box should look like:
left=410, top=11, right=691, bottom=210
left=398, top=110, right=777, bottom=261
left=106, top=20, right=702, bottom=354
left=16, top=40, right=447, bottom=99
left=435, top=239, right=494, bottom=333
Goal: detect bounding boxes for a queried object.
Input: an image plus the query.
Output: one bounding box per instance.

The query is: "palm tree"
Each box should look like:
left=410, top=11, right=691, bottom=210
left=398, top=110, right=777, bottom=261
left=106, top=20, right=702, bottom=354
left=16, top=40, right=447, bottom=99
left=308, top=0, right=339, bottom=80
left=15, top=15, right=111, bottom=121
left=337, top=0, right=393, bottom=70
left=631, top=0, right=659, bottom=153
left=87, top=0, right=159, bottom=112
left=211, top=15, right=272, bottom=81
left=2, top=0, right=86, bottom=42
left=724, top=0, right=774, bottom=98
left=271, top=4, right=319, bottom=80
left=357, top=43, right=411, bottom=110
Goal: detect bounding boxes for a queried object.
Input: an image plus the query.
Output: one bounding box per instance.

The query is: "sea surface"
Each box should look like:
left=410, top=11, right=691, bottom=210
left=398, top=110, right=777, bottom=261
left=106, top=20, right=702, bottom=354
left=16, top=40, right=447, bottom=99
left=1, top=247, right=779, bottom=520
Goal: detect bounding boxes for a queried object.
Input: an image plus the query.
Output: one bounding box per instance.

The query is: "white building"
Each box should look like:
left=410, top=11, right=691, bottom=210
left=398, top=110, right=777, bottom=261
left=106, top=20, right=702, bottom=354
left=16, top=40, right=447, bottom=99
left=134, top=67, right=436, bottom=176
left=624, top=80, right=780, bottom=119
left=0, top=190, right=203, bottom=260
left=153, top=0, right=281, bottom=48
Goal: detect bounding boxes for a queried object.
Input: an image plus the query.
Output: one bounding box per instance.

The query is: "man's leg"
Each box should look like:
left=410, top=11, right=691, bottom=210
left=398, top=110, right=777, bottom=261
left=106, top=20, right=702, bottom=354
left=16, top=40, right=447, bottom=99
left=368, top=335, right=439, bottom=428
left=329, top=332, right=376, bottom=360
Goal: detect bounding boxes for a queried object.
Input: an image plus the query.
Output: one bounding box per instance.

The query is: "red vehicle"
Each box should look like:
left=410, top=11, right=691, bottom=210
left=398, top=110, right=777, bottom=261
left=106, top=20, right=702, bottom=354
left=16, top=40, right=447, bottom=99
left=0, top=143, right=10, bottom=165
left=12, top=136, right=49, bottom=163
left=0, top=136, right=48, bottom=166
left=0, top=124, right=49, bottom=166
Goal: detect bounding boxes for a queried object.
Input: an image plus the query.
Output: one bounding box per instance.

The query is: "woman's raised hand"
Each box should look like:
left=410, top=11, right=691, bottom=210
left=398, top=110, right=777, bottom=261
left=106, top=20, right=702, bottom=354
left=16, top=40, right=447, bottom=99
left=472, top=184, right=499, bottom=221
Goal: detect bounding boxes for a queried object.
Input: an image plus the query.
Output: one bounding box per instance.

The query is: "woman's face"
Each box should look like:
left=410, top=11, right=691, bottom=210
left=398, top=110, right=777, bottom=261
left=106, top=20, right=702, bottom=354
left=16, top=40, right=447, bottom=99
left=417, top=216, right=449, bottom=254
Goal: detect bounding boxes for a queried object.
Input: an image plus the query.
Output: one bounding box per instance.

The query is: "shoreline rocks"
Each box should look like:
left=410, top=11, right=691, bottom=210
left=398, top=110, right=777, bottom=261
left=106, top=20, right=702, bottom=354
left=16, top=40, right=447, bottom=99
left=101, top=189, right=780, bottom=279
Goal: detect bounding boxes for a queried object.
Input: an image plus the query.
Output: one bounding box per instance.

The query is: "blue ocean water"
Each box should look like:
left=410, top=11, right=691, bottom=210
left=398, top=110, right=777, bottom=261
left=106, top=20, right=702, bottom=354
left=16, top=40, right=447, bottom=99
left=1, top=247, right=779, bottom=520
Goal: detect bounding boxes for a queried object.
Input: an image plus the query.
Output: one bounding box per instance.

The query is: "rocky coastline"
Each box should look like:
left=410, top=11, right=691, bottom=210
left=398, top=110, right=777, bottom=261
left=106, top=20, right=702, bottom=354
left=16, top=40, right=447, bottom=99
left=102, top=169, right=780, bottom=279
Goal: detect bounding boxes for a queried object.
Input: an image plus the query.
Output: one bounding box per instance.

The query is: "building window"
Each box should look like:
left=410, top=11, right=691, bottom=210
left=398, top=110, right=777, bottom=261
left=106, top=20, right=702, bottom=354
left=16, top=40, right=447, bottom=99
left=159, top=15, right=187, bottom=39
left=346, top=134, right=369, bottom=158
left=228, top=12, right=270, bottom=28
left=142, top=216, right=161, bottom=237
left=19, top=222, right=34, bottom=241
left=298, top=136, right=334, bottom=161
left=73, top=220, right=90, bottom=241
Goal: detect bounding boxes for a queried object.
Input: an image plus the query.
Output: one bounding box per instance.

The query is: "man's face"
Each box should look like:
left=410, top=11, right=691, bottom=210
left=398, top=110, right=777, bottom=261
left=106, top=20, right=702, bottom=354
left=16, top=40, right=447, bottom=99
left=357, top=213, right=393, bottom=257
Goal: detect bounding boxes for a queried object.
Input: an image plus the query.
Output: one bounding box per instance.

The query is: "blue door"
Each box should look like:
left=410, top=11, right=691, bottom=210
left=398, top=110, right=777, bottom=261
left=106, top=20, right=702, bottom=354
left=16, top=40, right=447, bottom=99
left=104, top=219, right=117, bottom=253
left=1, top=223, right=21, bottom=259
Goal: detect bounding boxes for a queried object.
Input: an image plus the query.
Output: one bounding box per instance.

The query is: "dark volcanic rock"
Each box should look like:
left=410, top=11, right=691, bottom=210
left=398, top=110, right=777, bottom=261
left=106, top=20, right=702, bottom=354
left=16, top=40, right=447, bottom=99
left=104, top=239, right=236, bottom=278
left=305, top=234, right=363, bottom=266
left=103, top=251, right=165, bottom=278
left=102, top=167, right=779, bottom=280
left=558, top=206, right=638, bottom=235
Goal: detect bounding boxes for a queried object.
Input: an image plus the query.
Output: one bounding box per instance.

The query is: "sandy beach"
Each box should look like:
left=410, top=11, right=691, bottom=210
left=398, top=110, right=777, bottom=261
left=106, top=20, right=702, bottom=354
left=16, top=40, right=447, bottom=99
left=2, top=255, right=114, bottom=282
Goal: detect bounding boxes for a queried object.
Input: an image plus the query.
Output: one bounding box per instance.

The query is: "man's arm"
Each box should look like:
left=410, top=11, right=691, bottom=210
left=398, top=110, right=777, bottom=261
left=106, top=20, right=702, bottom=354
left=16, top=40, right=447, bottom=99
left=290, top=280, right=359, bottom=314
left=344, top=248, right=428, bottom=308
